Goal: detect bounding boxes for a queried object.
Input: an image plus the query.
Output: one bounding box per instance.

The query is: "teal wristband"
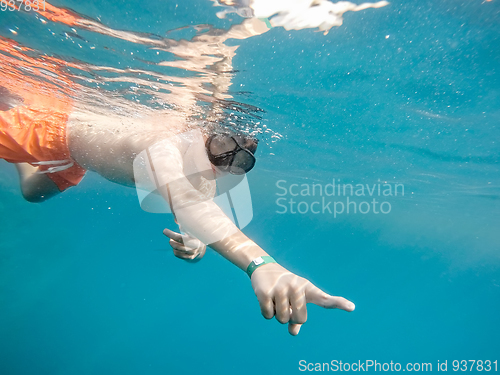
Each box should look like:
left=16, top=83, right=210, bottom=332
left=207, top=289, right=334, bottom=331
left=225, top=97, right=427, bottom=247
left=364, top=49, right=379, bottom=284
left=246, top=256, right=276, bottom=278
left=259, top=18, right=273, bottom=29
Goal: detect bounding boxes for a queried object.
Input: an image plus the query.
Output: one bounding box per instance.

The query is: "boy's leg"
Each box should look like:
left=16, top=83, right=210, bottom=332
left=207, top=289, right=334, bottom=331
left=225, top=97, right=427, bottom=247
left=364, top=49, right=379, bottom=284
left=15, top=163, right=61, bottom=203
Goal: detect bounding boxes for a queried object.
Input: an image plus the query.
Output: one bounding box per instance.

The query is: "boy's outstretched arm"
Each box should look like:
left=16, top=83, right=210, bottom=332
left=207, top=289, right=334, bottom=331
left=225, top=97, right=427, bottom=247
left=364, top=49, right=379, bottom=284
left=209, top=230, right=355, bottom=336
left=165, top=226, right=355, bottom=335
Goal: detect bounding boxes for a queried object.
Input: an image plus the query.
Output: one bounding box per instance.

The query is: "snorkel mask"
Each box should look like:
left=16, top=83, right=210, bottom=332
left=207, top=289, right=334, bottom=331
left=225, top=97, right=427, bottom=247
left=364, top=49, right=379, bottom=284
left=206, top=133, right=258, bottom=175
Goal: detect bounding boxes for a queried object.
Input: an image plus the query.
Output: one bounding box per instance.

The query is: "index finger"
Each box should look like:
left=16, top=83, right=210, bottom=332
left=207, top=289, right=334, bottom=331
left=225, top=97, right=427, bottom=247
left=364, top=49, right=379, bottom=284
left=305, top=284, right=355, bottom=312
left=163, top=228, right=184, bottom=244
left=288, top=323, right=302, bottom=336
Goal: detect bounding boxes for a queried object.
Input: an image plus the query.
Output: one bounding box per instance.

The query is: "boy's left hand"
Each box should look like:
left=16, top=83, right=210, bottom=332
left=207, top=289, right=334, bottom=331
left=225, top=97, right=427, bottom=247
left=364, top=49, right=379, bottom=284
left=163, top=228, right=206, bottom=263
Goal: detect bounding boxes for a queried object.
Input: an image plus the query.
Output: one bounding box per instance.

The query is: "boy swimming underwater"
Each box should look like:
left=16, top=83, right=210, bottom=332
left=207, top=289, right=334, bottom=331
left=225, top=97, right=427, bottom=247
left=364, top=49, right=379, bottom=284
left=0, top=0, right=392, bottom=335
left=0, top=79, right=355, bottom=335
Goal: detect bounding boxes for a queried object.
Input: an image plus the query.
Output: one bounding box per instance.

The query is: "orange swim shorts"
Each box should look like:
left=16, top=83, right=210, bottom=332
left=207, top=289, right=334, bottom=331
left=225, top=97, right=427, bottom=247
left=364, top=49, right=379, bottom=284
left=0, top=38, right=86, bottom=192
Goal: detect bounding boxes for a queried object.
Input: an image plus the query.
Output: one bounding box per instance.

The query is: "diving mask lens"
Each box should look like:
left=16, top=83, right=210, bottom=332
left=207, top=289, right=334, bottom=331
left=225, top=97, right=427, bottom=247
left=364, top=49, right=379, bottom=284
left=229, top=149, right=255, bottom=175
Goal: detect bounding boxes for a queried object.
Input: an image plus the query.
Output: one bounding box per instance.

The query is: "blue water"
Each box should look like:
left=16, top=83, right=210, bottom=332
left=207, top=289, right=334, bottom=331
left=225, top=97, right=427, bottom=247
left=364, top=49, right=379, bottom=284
left=1, top=0, right=499, bottom=374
